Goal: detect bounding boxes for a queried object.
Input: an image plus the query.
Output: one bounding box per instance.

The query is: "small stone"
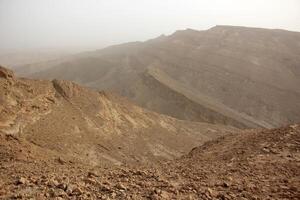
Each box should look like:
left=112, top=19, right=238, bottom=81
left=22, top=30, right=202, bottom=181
left=12, top=194, right=23, bottom=199
left=57, top=182, right=67, bottom=190
left=100, top=195, right=107, bottom=200
left=46, top=97, right=56, bottom=103
left=217, top=193, right=230, bottom=200
left=290, top=124, right=298, bottom=130
left=48, top=179, right=59, bottom=187
left=48, top=188, right=56, bottom=197
left=17, top=177, right=27, bottom=185
left=88, top=171, right=98, bottom=177
left=154, top=189, right=161, bottom=194
left=111, top=192, right=117, bottom=198
left=84, top=178, right=97, bottom=184
left=222, top=182, right=230, bottom=188
left=56, top=157, right=66, bottom=164
left=227, top=177, right=233, bottom=182
left=205, top=188, right=216, bottom=197
left=150, top=193, right=160, bottom=200
left=290, top=186, right=298, bottom=191
left=72, top=187, right=83, bottom=195
left=160, top=191, right=170, bottom=199
left=262, top=147, right=270, bottom=153
left=100, top=184, right=111, bottom=192
left=116, top=183, right=126, bottom=190
left=66, top=184, right=76, bottom=195
left=56, top=189, right=67, bottom=197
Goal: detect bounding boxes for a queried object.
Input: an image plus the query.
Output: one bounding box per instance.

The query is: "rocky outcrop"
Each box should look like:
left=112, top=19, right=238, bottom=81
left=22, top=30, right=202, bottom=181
left=52, top=79, right=79, bottom=99
left=0, top=66, right=14, bottom=80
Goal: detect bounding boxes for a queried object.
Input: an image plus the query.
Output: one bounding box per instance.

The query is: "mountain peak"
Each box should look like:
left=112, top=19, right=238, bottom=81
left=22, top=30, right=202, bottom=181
left=172, top=28, right=201, bottom=36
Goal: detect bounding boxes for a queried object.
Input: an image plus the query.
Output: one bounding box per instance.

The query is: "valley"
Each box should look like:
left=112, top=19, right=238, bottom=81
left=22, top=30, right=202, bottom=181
left=1, top=26, right=300, bottom=200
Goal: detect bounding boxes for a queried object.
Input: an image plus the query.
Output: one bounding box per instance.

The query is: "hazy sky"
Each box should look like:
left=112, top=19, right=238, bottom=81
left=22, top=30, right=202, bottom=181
left=1, top=0, right=300, bottom=53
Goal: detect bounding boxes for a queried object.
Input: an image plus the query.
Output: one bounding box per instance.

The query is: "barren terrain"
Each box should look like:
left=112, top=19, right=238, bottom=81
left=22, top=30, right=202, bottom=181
left=19, top=26, right=300, bottom=128
left=1, top=26, right=300, bottom=200
left=0, top=118, right=299, bottom=199
left=0, top=66, right=235, bottom=166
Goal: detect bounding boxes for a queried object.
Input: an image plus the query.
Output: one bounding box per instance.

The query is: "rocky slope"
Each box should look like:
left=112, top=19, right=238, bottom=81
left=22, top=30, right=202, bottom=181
left=0, top=117, right=299, bottom=199
left=0, top=66, right=236, bottom=167
left=20, top=26, right=300, bottom=128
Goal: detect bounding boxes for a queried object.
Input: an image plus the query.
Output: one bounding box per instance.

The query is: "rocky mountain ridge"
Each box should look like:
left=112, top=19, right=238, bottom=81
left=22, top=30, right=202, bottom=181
left=19, top=26, right=300, bottom=129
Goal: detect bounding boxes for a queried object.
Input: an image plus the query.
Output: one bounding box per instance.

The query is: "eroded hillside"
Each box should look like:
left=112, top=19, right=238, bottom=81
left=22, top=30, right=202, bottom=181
left=0, top=66, right=236, bottom=166
left=23, top=26, right=300, bottom=128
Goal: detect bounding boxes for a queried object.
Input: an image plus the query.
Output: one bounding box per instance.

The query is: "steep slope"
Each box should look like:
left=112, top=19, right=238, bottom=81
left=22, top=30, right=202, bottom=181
left=0, top=66, right=236, bottom=166
left=23, top=26, right=300, bottom=128
left=1, top=114, right=298, bottom=199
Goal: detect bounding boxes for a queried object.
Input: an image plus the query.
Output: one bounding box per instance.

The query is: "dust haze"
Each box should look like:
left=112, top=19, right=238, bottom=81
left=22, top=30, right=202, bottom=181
left=1, top=0, right=300, bottom=199
left=1, top=0, right=300, bottom=54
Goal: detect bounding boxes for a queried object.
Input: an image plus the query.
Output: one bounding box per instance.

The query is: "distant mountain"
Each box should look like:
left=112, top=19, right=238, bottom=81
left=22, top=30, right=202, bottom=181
left=0, top=49, right=73, bottom=67
left=19, top=26, right=300, bottom=128
left=0, top=66, right=236, bottom=166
